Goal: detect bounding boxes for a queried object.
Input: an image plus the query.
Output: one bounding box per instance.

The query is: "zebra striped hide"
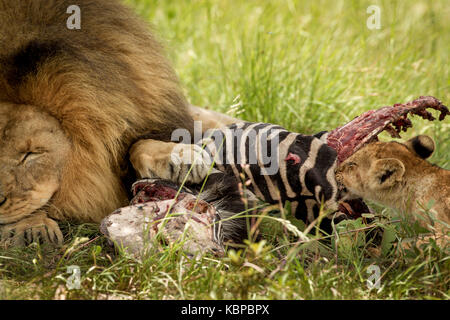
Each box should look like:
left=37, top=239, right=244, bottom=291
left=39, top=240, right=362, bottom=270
left=199, top=122, right=343, bottom=226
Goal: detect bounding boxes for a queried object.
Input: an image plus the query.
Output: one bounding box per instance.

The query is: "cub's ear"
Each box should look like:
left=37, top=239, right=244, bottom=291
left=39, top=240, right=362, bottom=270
left=368, top=158, right=405, bottom=190
left=405, top=135, right=435, bottom=159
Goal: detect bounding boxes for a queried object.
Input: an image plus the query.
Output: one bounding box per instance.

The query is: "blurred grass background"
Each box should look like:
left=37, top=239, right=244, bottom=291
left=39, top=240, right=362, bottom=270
left=127, top=0, right=449, bottom=167
left=1, top=0, right=448, bottom=300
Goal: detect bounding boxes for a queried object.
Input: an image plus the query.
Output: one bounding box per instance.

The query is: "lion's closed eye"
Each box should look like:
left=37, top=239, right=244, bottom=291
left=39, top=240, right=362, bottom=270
left=19, top=151, right=44, bottom=164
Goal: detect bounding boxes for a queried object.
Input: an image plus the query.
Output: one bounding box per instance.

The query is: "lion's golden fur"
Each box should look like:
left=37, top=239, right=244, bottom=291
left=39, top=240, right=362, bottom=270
left=0, top=0, right=194, bottom=222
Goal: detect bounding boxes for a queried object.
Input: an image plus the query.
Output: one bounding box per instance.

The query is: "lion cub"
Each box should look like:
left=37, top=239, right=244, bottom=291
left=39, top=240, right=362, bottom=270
left=336, top=135, right=449, bottom=240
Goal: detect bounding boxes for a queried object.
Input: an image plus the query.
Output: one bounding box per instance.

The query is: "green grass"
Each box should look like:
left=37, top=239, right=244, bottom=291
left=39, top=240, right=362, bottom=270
left=0, top=0, right=449, bottom=299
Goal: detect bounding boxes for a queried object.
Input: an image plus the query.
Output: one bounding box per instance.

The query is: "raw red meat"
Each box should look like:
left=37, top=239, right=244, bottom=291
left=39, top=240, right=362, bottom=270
left=327, top=96, right=449, bottom=162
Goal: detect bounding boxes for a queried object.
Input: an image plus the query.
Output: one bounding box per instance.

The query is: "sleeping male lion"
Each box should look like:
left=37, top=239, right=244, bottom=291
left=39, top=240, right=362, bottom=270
left=0, top=0, right=224, bottom=247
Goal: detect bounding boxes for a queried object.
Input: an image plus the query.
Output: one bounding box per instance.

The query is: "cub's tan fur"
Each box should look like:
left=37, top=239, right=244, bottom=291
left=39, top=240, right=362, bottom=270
left=0, top=0, right=204, bottom=246
left=336, top=135, right=449, bottom=238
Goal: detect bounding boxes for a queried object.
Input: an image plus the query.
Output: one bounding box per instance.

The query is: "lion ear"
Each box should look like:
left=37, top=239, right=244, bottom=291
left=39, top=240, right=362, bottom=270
left=405, top=135, right=435, bottom=159
left=368, top=158, right=405, bottom=190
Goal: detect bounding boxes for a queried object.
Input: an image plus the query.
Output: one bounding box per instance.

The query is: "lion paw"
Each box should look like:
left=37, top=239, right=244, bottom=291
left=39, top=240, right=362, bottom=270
left=130, top=140, right=212, bottom=185
left=169, top=144, right=212, bottom=184
left=0, top=213, right=63, bottom=248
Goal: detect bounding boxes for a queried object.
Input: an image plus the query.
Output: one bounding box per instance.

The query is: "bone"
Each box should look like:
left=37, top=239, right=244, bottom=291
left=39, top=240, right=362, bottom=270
left=100, top=179, right=224, bottom=257
left=327, top=96, right=449, bottom=163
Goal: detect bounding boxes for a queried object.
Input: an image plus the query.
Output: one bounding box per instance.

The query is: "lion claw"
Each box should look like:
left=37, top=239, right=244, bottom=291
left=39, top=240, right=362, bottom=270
left=0, top=213, right=63, bottom=248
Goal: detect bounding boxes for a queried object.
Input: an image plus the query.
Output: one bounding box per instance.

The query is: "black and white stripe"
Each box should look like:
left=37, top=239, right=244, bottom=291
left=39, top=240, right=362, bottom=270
left=199, top=122, right=341, bottom=228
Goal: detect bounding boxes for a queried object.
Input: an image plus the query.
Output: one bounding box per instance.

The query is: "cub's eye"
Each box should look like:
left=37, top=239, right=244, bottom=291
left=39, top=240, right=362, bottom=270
left=346, top=162, right=357, bottom=169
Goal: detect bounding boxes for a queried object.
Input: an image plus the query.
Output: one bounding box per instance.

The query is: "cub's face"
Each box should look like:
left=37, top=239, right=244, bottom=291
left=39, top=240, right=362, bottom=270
left=335, top=135, right=435, bottom=204
left=0, top=103, right=70, bottom=224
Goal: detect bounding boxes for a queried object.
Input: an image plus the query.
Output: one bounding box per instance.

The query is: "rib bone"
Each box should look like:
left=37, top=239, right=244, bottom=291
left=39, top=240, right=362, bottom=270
left=327, top=96, right=449, bottom=162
